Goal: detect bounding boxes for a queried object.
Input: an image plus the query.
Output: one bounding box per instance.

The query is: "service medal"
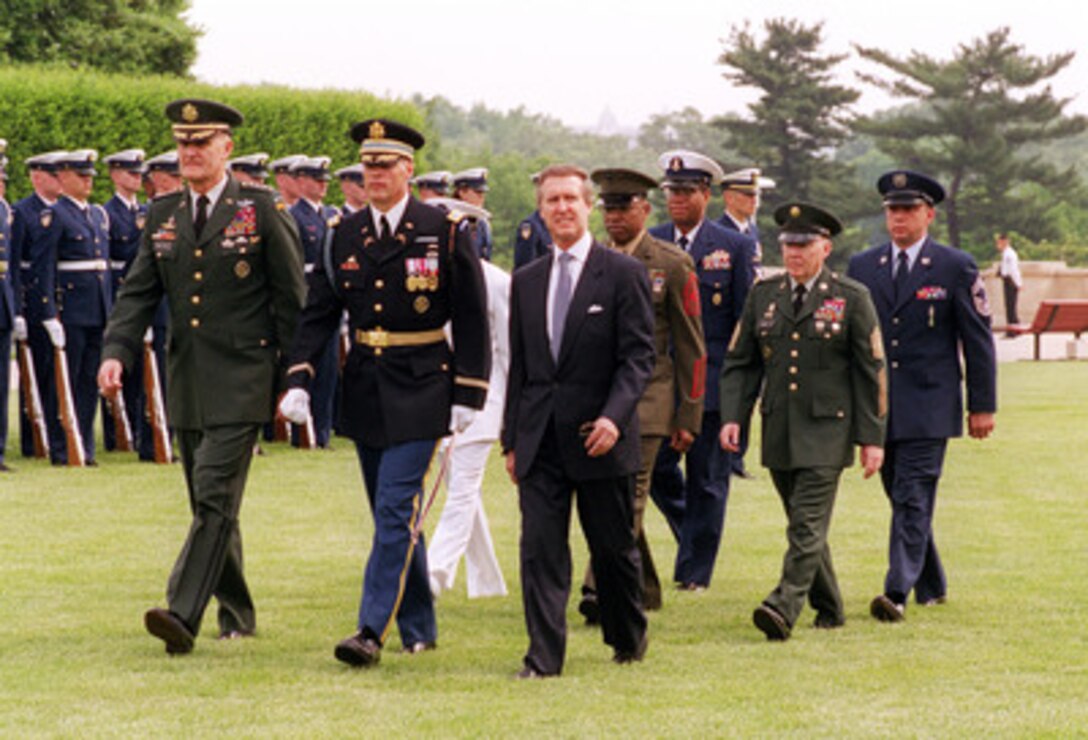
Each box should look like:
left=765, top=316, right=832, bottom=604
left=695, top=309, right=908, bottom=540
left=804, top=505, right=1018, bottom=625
left=414, top=296, right=430, bottom=314
left=712, top=293, right=722, bottom=306
left=235, top=260, right=251, bottom=279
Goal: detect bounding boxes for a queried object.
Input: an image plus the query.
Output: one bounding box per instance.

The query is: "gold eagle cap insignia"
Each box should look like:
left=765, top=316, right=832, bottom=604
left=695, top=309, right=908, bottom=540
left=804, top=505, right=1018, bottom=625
left=181, top=103, right=199, bottom=123
left=789, top=205, right=801, bottom=218
left=669, top=156, right=684, bottom=172
left=368, top=121, right=386, bottom=139
left=892, top=172, right=908, bottom=188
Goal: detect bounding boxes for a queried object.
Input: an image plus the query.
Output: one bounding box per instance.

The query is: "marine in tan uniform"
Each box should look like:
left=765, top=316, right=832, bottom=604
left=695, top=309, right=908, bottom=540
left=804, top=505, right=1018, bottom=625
left=719, top=202, right=886, bottom=641
left=578, top=168, right=706, bottom=622
left=98, top=98, right=306, bottom=654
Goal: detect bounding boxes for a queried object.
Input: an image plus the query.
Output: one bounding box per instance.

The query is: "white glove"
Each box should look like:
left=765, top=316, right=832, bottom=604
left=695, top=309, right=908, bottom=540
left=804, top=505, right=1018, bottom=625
left=43, top=318, right=65, bottom=349
left=143, top=327, right=154, bottom=343
left=13, top=316, right=27, bottom=342
left=450, top=404, right=477, bottom=434
left=278, top=388, right=311, bottom=425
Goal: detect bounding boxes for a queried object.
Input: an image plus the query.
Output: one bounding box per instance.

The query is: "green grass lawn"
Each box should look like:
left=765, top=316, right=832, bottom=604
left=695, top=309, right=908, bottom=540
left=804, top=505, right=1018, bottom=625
left=1, top=360, right=1086, bottom=737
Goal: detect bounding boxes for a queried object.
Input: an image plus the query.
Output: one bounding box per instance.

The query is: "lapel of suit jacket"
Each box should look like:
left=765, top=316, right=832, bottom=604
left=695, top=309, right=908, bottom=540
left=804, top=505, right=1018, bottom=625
left=557, top=242, right=604, bottom=368
left=196, top=177, right=241, bottom=248
left=894, top=237, right=935, bottom=313
left=524, top=256, right=555, bottom=374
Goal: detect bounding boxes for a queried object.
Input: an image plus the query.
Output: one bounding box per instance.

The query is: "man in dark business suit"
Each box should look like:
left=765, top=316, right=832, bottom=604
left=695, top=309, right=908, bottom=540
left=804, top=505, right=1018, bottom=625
left=503, top=164, right=655, bottom=678
left=647, top=150, right=755, bottom=591
left=847, top=170, right=997, bottom=622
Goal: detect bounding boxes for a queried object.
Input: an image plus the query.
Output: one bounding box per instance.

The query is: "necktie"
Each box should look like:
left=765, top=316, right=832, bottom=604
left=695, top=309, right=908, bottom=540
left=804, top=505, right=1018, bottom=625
left=194, top=195, right=209, bottom=240
left=677, top=235, right=689, bottom=251
left=551, top=251, right=573, bottom=362
left=380, top=215, right=392, bottom=240
left=894, top=250, right=910, bottom=302
left=793, top=283, right=806, bottom=315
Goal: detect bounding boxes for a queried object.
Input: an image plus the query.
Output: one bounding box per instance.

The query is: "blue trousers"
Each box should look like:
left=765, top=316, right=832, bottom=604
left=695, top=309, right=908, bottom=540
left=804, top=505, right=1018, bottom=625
left=880, top=438, right=948, bottom=604
left=63, top=324, right=103, bottom=464
left=354, top=438, right=438, bottom=648
left=649, top=411, right=732, bottom=587
left=0, top=329, right=10, bottom=464
left=20, top=324, right=55, bottom=459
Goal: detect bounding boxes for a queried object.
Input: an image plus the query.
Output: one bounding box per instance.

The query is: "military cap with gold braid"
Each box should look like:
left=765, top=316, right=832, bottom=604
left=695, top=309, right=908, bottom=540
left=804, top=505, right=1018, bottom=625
left=590, top=167, right=658, bottom=209
left=165, top=98, right=244, bottom=144
left=877, top=169, right=945, bottom=207
left=774, top=202, right=843, bottom=245
left=350, top=119, right=425, bottom=164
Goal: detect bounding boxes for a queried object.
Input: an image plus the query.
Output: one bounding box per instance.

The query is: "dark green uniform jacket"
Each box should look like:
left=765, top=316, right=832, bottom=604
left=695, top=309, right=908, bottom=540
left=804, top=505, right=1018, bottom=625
left=720, top=267, right=886, bottom=470
left=103, top=177, right=306, bottom=429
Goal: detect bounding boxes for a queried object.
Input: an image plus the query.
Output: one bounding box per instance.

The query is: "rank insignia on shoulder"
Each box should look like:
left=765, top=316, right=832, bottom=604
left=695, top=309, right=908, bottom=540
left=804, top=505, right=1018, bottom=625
left=971, top=275, right=991, bottom=317
left=40, top=210, right=53, bottom=229
left=520, top=222, right=531, bottom=240
left=446, top=211, right=465, bottom=224
left=327, top=214, right=341, bottom=229
left=275, top=200, right=287, bottom=211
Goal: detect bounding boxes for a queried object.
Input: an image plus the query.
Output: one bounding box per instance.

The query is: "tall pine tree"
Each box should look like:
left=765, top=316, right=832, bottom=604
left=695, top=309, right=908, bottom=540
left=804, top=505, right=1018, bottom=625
left=854, top=27, right=1086, bottom=254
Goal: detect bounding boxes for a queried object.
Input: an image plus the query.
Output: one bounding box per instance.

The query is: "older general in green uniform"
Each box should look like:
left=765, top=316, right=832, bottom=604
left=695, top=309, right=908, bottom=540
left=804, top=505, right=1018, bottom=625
left=97, top=99, right=306, bottom=654
left=719, top=203, right=886, bottom=641
left=577, top=168, right=706, bottom=621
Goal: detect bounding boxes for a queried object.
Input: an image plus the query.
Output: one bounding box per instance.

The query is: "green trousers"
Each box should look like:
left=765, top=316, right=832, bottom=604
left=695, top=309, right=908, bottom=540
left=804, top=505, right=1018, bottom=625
left=168, top=424, right=260, bottom=636
left=765, top=467, right=844, bottom=626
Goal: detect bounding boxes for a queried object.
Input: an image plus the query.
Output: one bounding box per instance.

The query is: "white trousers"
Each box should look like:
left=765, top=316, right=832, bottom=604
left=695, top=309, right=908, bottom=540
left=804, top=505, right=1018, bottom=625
left=428, top=437, right=507, bottom=598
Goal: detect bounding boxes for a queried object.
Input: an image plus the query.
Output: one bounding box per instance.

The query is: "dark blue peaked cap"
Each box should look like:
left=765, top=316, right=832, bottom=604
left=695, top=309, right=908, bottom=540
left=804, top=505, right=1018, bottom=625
left=878, top=170, right=945, bottom=206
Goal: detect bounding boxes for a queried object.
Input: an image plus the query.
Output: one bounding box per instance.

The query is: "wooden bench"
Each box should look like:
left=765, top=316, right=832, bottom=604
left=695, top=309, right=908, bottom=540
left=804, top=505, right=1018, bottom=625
left=1008, top=299, right=1088, bottom=360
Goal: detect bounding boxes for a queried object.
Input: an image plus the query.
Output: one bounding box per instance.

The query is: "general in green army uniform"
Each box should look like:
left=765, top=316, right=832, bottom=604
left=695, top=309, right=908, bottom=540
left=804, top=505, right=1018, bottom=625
left=577, top=168, right=706, bottom=620
left=98, top=99, right=306, bottom=654
left=719, top=203, right=886, bottom=641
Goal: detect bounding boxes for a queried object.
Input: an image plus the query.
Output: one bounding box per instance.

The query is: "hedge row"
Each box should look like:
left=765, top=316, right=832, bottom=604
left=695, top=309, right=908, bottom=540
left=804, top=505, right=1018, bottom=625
left=0, top=64, right=429, bottom=205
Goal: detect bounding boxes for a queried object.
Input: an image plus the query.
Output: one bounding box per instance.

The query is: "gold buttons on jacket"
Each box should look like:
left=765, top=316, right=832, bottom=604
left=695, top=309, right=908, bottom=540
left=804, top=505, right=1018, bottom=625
left=892, top=361, right=899, bottom=369
left=375, top=279, right=384, bottom=289
left=374, top=304, right=383, bottom=313
left=789, top=366, right=798, bottom=375
left=194, top=271, right=203, bottom=281
left=791, top=332, right=800, bottom=340
left=191, top=295, right=201, bottom=305
left=790, top=349, right=799, bottom=358
left=195, top=249, right=203, bottom=258
left=190, top=318, right=200, bottom=328
left=789, top=382, right=798, bottom=392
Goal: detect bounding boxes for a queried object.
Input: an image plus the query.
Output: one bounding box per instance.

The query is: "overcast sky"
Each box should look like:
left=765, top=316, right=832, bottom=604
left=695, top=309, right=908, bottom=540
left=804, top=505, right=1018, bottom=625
left=188, top=0, right=1087, bottom=130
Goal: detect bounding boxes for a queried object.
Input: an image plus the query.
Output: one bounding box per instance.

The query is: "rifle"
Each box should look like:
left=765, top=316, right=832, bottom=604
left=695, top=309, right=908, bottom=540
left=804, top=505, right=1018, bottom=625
left=15, top=339, right=49, bottom=458
left=338, top=321, right=350, bottom=372
left=142, top=331, right=173, bottom=464
left=297, top=413, right=318, bottom=450
left=107, top=390, right=134, bottom=452
left=53, top=345, right=86, bottom=467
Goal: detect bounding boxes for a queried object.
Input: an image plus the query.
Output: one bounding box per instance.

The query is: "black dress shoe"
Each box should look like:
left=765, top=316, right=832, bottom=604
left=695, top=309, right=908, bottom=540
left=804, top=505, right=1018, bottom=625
left=144, top=608, right=194, bottom=654
left=813, top=612, right=845, bottom=629
left=514, top=665, right=547, bottom=679
left=578, top=591, right=600, bottom=626
left=402, top=641, right=437, bottom=654
left=870, top=594, right=905, bottom=622
left=334, top=632, right=381, bottom=667
left=753, top=604, right=791, bottom=641
left=613, top=632, right=649, bottom=664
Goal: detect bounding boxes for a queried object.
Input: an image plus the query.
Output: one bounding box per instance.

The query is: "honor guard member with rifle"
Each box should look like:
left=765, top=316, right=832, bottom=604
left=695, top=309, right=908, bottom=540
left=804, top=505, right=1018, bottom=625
left=452, top=168, right=493, bottom=260
left=143, top=151, right=182, bottom=199
left=12, top=151, right=65, bottom=459
left=279, top=118, right=490, bottom=668
left=847, top=171, right=997, bottom=622
left=718, top=167, right=775, bottom=480
left=25, top=149, right=112, bottom=465
left=229, top=152, right=270, bottom=186
left=336, top=164, right=367, bottom=214
left=513, top=172, right=552, bottom=268
left=288, top=155, right=340, bottom=448
left=0, top=140, right=17, bottom=471
left=98, top=98, right=306, bottom=654
left=270, top=154, right=306, bottom=207
left=647, top=150, right=755, bottom=590
left=720, top=203, right=887, bottom=640
left=576, top=168, right=706, bottom=621
left=412, top=170, right=452, bottom=201
left=101, top=149, right=147, bottom=454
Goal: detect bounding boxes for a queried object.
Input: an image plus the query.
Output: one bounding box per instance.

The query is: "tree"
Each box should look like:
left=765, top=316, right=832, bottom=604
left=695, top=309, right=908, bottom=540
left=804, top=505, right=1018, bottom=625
left=854, top=27, right=1087, bottom=254
left=0, top=0, right=200, bottom=76
left=715, top=17, right=866, bottom=257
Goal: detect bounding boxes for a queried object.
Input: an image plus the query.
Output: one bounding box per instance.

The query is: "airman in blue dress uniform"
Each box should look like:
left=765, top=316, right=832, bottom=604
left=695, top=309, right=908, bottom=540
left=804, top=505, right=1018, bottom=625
left=647, top=149, right=755, bottom=590
left=846, top=170, right=997, bottom=622
left=453, top=168, right=493, bottom=260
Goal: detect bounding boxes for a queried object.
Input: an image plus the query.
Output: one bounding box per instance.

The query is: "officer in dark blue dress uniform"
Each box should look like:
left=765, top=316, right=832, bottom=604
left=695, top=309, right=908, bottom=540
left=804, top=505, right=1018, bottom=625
left=0, top=140, right=18, bottom=471
left=12, top=151, right=66, bottom=459
left=27, top=149, right=113, bottom=464
left=717, top=167, right=775, bottom=479
left=513, top=187, right=552, bottom=269
left=847, top=170, right=997, bottom=622
left=229, top=152, right=270, bottom=186
left=412, top=170, right=452, bottom=201
left=280, top=119, right=490, bottom=668
left=101, top=149, right=148, bottom=454
left=453, top=168, right=493, bottom=261
left=647, top=149, right=755, bottom=590
left=288, top=155, right=341, bottom=448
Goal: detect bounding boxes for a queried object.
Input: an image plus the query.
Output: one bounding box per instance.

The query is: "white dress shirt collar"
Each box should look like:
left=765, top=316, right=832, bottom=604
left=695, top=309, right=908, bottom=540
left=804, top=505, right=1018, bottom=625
left=190, top=174, right=229, bottom=216
left=369, top=193, right=410, bottom=236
